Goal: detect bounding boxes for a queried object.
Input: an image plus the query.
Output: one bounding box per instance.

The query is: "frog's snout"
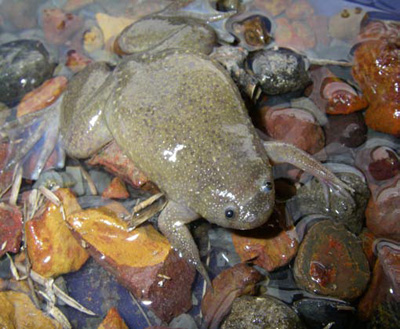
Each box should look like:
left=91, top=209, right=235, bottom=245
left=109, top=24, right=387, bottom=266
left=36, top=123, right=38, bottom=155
left=223, top=182, right=275, bottom=230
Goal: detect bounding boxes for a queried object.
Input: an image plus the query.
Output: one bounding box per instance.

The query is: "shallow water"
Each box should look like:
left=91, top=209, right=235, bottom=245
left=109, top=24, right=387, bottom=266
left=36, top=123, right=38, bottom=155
left=0, top=0, right=399, bottom=328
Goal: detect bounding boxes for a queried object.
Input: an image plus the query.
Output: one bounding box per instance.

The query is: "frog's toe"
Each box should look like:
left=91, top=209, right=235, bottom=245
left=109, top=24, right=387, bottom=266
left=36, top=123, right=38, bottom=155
left=0, top=101, right=64, bottom=180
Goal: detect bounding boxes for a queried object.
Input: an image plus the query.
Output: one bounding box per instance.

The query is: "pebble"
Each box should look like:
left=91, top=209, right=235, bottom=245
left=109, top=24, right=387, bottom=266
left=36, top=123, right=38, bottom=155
left=0, top=39, right=55, bottom=105
left=221, top=295, right=305, bottom=329
left=293, top=220, right=370, bottom=300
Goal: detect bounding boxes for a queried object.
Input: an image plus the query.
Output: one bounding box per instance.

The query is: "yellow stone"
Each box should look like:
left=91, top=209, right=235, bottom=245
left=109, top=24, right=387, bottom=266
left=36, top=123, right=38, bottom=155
left=0, top=291, right=62, bottom=328
left=25, top=188, right=89, bottom=278
left=67, top=207, right=171, bottom=268
left=95, top=13, right=134, bottom=44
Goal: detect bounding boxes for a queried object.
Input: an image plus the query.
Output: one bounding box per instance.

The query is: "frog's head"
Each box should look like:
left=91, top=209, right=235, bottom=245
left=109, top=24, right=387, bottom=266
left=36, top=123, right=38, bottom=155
left=202, top=170, right=275, bottom=230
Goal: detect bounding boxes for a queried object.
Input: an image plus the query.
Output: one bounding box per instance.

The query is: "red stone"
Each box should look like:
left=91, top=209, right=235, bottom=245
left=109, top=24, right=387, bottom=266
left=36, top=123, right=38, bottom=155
left=0, top=203, right=23, bottom=257
left=258, top=106, right=325, bottom=154
left=365, top=178, right=400, bottom=242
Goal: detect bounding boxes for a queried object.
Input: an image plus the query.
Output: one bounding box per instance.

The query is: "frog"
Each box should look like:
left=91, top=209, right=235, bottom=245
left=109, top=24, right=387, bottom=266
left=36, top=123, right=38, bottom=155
left=59, top=48, right=353, bottom=285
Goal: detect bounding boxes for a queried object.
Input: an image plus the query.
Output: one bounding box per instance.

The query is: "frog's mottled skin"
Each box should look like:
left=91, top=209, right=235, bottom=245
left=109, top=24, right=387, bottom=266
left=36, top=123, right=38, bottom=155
left=60, top=49, right=352, bottom=284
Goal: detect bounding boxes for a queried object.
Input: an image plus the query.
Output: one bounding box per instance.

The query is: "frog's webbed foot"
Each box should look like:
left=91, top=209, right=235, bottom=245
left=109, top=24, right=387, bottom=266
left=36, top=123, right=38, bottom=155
left=158, top=200, right=211, bottom=287
left=263, top=141, right=355, bottom=201
left=162, top=0, right=236, bottom=43
left=0, top=100, right=64, bottom=180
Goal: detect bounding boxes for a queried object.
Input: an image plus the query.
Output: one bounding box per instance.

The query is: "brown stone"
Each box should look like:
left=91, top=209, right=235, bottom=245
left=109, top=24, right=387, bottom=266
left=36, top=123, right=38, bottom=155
left=293, top=220, right=370, bottom=300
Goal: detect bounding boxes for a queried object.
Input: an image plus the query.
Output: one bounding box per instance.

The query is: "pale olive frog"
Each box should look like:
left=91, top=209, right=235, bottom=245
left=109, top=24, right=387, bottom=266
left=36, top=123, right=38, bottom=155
left=60, top=49, right=352, bottom=284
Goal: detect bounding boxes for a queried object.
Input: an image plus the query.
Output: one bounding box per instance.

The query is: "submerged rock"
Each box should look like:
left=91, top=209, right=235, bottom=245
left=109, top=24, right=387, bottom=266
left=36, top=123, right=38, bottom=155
left=231, top=206, right=299, bottom=272
left=201, top=263, right=262, bottom=329
left=0, top=40, right=55, bottom=104
left=97, top=307, right=128, bottom=329
left=293, top=297, right=355, bottom=329
left=365, top=178, right=400, bottom=242
left=246, top=48, right=311, bottom=95
left=67, top=207, right=195, bottom=322
left=25, top=188, right=89, bottom=278
left=290, top=166, right=369, bottom=234
left=0, top=203, right=23, bottom=257
left=258, top=106, right=325, bottom=154
left=293, top=220, right=370, bottom=300
left=0, top=291, right=62, bottom=328
left=221, top=295, right=305, bottom=329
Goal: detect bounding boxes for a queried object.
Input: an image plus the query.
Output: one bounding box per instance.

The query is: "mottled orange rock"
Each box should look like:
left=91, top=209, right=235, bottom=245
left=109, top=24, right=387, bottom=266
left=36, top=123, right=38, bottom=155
left=102, top=177, right=130, bottom=199
left=25, top=188, right=89, bottom=278
left=98, top=307, right=128, bottom=329
left=67, top=207, right=195, bottom=322
left=352, top=23, right=400, bottom=136
left=17, top=77, right=68, bottom=118
left=232, top=206, right=299, bottom=272
left=0, top=291, right=62, bottom=328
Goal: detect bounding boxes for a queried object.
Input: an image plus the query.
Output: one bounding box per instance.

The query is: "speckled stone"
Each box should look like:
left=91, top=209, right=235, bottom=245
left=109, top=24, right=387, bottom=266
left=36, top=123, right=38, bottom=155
left=0, top=40, right=55, bottom=104
left=221, top=295, right=305, bottom=329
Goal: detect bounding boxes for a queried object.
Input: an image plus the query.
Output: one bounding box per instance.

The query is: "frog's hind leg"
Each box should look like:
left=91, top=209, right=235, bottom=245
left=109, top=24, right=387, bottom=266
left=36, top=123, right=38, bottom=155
left=0, top=99, right=64, bottom=180
left=157, top=200, right=211, bottom=287
left=262, top=141, right=355, bottom=199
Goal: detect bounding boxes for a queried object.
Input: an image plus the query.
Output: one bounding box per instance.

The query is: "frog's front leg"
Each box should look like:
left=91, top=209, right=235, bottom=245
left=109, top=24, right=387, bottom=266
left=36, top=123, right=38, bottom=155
left=263, top=141, right=354, bottom=196
left=158, top=201, right=211, bottom=286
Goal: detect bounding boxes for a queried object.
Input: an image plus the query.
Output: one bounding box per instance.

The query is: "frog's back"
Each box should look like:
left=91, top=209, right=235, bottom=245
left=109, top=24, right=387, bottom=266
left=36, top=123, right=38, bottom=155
left=105, top=49, right=269, bottom=215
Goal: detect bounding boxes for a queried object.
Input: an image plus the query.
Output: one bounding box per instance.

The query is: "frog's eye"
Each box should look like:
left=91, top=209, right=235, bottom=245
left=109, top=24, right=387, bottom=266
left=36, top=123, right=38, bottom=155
left=224, top=206, right=237, bottom=220
left=261, top=181, right=273, bottom=193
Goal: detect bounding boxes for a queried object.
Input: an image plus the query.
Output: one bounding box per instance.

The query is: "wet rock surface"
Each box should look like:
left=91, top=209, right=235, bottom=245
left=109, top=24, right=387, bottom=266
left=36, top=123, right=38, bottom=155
left=324, top=112, right=367, bottom=148
left=290, top=169, right=370, bottom=234
left=293, top=220, right=370, bottom=300
left=66, top=206, right=195, bottom=322
left=246, top=48, right=311, bottom=95
left=0, top=203, right=23, bottom=257
left=231, top=206, right=299, bottom=272
left=293, top=298, right=355, bottom=329
left=201, top=263, right=262, bottom=329
left=0, top=39, right=55, bottom=104
left=365, top=178, right=400, bottom=242
left=25, top=188, right=89, bottom=277
left=258, top=106, right=325, bottom=154
left=221, top=295, right=305, bottom=329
